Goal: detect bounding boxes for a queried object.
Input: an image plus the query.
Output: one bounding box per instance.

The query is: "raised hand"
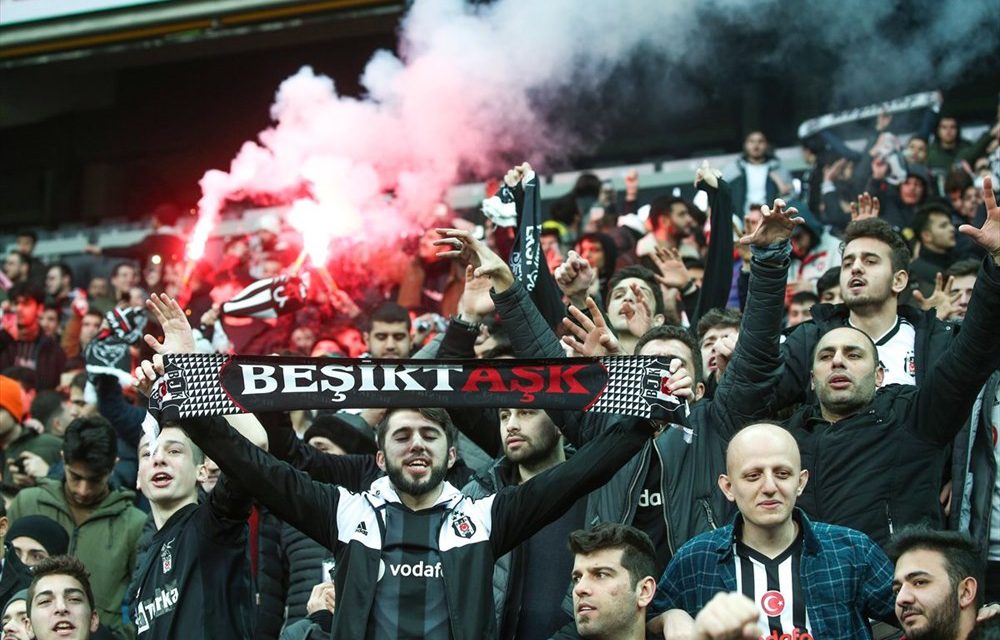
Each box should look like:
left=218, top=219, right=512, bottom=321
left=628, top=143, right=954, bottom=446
left=849, top=192, right=880, bottom=222
left=434, top=228, right=514, bottom=290
left=133, top=354, right=165, bottom=397
left=458, top=265, right=496, bottom=322
left=561, top=297, right=624, bottom=357
left=144, top=293, right=195, bottom=354
left=694, top=160, right=721, bottom=190
left=650, top=246, right=691, bottom=291
left=911, top=273, right=961, bottom=318
left=822, top=157, right=848, bottom=184
left=663, top=358, right=694, bottom=402
left=738, top=199, right=804, bottom=247
left=959, top=175, right=1000, bottom=264
left=554, top=250, right=597, bottom=302
left=712, top=334, right=738, bottom=380
left=503, top=162, right=534, bottom=187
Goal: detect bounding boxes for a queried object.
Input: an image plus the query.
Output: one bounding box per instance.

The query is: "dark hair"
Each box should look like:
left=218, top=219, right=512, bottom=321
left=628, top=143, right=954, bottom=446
left=944, top=168, right=973, bottom=195
left=30, top=391, right=67, bottom=432
left=549, top=195, right=580, bottom=226
left=568, top=523, right=656, bottom=589
left=946, top=258, right=980, bottom=280
left=374, top=408, right=457, bottom=451
left=2, top=366, right=37, bottom=392
left=696, top=308, right=742, bottom=342
left=83, top=309, right=104, bottom=321
left=62, top=416, right=118, bottom=475
left=682, top=257, right=706, bottom=271
left=841, top=218, right=911, bottom=274
left=648, top=196, right=688, bottom=231
left=607, top=265, right=665, bottom=317
left=26, top=555, right=95, bottom=617
left=816, top=267, right=841, bottom=299
left=633, top=325, right=703, bottom=384
left=970, top=615, right=1000, bottom=639
left=47, top=263, right=73, bottom=282
left=70, top=372, right=88, bottom=392
left=111, top=262, right=136, bottom=279
left=912, top=203, right=953, bottom=237
left=790, top=291, right=819, bottom=306
left=572, top=173, right=602, bottom=199
left=15, top=231, right=38, bottom=244
left=367, top=302, right=411, bottom=333
left=8, top=282, right=44, bottom=305
left=813, top=325, right=879, bottom=365
left=888, top=526, right=984, bottom=607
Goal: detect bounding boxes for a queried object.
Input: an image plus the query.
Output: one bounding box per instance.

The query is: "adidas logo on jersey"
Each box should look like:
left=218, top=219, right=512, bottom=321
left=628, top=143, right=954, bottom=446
left=355, top=522, right=368, bottom=536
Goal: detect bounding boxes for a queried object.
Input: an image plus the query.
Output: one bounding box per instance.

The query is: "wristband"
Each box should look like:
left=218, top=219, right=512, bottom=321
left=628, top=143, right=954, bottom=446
left=451, top=315, right=482, bottom=334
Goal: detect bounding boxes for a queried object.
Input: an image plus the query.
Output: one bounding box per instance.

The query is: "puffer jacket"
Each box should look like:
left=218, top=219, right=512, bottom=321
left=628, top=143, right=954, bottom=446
left=255, top=506, right=285, bottom=639
left=277, top=522, right=330, bottom=629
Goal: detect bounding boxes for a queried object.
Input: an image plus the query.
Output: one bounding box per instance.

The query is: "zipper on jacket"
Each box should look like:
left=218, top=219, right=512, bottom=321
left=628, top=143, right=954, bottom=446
left=699, top=499, right=718, bottom=530
left=885, top=502, right=894, bottom=536
left=654, top=442, right=675, bottom=556
left=622, top=441, right=650, bottom=523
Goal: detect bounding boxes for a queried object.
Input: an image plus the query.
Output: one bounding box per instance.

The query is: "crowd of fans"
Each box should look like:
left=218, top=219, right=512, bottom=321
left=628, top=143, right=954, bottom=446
left=0, top=99, right=998, bottom=640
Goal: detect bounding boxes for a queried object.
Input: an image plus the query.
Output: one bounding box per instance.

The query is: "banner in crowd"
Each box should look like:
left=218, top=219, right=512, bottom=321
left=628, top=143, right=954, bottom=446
left=148, top=353, right=686, bottom=423
left=797, top=90, right=942, bottom=139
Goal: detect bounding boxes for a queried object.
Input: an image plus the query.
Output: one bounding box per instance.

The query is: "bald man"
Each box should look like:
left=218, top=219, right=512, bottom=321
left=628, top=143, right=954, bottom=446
left=648, top=423, right=897, bottom=639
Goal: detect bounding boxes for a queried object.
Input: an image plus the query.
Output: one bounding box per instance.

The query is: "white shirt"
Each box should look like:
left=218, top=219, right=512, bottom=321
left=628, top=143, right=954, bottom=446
left=744, top=163, right=770, bottom=214
left=855, top=317, right=916, bottom=388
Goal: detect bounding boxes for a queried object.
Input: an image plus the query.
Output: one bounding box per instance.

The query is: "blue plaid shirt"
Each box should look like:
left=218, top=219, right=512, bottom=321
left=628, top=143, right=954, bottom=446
left=651, top=509, right=896, bottom=639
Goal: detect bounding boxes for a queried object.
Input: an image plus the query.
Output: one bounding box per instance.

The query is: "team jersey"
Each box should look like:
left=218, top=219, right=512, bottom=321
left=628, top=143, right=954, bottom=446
left=734, top=532, right=812, bottom=639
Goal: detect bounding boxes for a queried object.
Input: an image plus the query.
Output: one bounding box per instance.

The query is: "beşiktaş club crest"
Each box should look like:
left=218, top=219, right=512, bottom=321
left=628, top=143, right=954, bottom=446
left=161, top=540, right=174, bottom=574
left=640, top=357, right=689, bottom=424
left=148, top=362, right=189, bottom=414
left=451, top=514, right=476, bottom=539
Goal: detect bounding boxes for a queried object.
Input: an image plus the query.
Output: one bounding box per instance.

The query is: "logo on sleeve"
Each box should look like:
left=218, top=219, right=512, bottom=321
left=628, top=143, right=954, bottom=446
left=354, top=521, right=368, bottom=536
left=451, top=514, right=476, bottom=539
left=160, top=540, right=174, bottom=574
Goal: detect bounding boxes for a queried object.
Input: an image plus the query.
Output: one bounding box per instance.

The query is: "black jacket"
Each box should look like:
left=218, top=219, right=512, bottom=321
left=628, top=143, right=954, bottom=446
left=950, top=370, right=1000, bottom=563
left=788, top=258, right=1000, bottom=547
left=491, top=252, right=788, bottom=565
left=0, top=545, right=32, bottom=613
left=776, top=301, right=956, bottom=410
left=277, top=522, right=330, bottom=628
left=255, top=505, right=285, bottom=640
left=128, top=475, right=254, bottom=638
left=184, top=413, right=657, bottom=639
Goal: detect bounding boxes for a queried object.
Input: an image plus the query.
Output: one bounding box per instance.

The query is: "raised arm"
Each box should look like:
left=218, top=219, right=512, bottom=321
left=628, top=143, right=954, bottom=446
left=257, top=411, right=379, bottom=491
left=704, top=199, right=803, bottom=438
left=914, top=176, right=1000, bottom=445
left=489, top=360, right=693, bottom=556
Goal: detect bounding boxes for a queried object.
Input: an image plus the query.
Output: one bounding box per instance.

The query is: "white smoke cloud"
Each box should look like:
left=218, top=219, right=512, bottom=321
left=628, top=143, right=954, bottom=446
left=191, top=0, right=996, bottom=282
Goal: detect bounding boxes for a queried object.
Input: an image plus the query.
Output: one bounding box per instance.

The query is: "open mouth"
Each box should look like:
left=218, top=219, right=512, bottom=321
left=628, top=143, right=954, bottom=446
left=52, top=621, right=77, bottom=634
left=404, top=458, right=431, bottom=474
left=577, top=603, right=596, bottom=615
left=151, top=472, right=173, bottom=488
left=847, top=277, right=866, bottom=291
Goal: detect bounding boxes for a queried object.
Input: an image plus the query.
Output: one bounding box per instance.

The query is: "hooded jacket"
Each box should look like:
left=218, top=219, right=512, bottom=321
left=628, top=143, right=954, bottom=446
left=184, top=412, right=657, bottom=640
left=9, top=478, right=147, bottom=637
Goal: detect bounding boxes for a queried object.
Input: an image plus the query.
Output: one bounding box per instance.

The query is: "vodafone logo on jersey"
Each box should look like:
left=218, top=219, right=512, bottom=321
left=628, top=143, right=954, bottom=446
left=761, top=591, right=785, bottom=616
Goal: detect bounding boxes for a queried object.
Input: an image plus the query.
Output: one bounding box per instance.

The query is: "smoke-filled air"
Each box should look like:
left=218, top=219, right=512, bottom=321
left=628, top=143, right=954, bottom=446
left=190, top=0, right=997, bottom=290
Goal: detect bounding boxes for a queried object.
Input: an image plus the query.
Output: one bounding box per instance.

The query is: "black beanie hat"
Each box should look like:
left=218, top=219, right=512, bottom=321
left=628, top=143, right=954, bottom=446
left=304, top=414, right=377, bottom=456
left=7, top=515, right=70, bottom=556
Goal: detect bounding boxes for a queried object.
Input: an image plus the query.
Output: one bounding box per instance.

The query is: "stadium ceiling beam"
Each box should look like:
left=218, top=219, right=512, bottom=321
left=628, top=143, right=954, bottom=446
left=0, top=0, right=401, bottom=62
